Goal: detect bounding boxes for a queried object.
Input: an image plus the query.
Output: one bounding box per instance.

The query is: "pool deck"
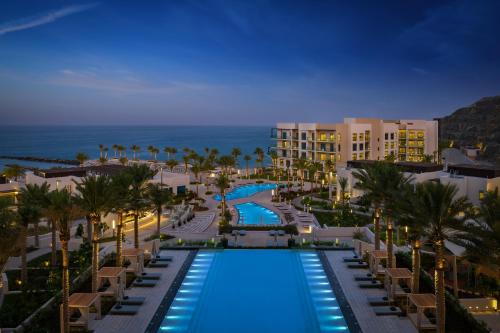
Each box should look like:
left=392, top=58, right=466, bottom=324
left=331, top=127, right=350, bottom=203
left=324, top=251, right=417, bottom=333
left=91, top=250, right=189, bottom=333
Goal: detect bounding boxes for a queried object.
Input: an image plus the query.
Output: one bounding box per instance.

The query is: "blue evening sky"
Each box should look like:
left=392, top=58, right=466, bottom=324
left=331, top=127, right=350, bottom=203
left=0, top=0, right=499, bottom=125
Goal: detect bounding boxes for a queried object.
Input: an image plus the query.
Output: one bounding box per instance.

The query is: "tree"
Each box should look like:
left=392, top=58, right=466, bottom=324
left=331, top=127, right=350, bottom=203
left=384, top=152, right=396, bottom=162
left=182, top=155, right=190, bottom=174
left=130, top=145, right=141, bottom=161
left=44, top=189, right=80, bottom=333
left=418, top=182, right=471, bottom=333
left=164, top=147, right=178, bottom=160
left=292, top=157, right=308, bottom=192
left=459, top=189, right=500, bottom=272
left=74, top=175, right=112, bottom=293
left=422, top=154, right=433, bottom=163
left=191, top=158, right=203, bottom=197
left=110, top=172, right=133, bottom=267
left=243, top=155, right=252, bottom=178
left=269, top=151, right=278, bottom=177
left=126, top=164, right=154, bottom=248
left=112, top=144, right=118, bottom=158
left=231, top=147, right=241, bottom=171
left=3, top=164, right=24, bottom=181
left=215, top=174, right=230, bottom=220
left=147, top=184, right=172, bottom=236
left=307, top=161, right=322, bottom=190
left=148, top=145, right=159, bottom=161
left=0, top=197, right=19, bottom=273
left=254, top=147, right=264, bottom=174
left=119, top=157, right=128, bottom=166
left=117, top=145, right=126, bottom=158
left=166, top=158, right=178, bottom=172
left=20, top=183, right=49, bottom=248
left=98, top=144, right=105, bottom=159
left=76, top=152, right=89, bottom=166
left=217, top=155, right=236, bottom=175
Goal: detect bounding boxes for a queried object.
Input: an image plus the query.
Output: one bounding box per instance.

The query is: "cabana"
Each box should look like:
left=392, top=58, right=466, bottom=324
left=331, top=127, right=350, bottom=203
left=407, top=293, right=437, bottom=332
left=122, top=248, right=145, bottom=275
left=369, top=250, right=395, bottom=276
left=64, top=293, right=101, bottom=330
left=97, top=267, right=126, bottom=299
left=384, top=268, right=412, bottom=302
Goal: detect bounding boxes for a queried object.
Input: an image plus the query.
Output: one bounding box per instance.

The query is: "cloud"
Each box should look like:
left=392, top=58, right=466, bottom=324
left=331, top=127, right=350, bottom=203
left=0, top=3, right=99, bottom=36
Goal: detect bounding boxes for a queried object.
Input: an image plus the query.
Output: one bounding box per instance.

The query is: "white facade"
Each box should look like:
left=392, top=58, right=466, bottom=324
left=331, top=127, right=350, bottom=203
left=150, top=170, right=190, bottom=195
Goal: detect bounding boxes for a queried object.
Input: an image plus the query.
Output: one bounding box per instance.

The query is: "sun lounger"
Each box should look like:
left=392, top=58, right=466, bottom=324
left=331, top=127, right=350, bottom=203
left=231, top=230, right=238, bottom=236
left=373, top=306, right=402, bottom=316
left=139, top=272, right=161, bottom=280
left=121, top=296, right=145, bottom=305
left=110, top=304, right=140, bottom=315
left=268, top=230, right=276, bottom=236
left=278, top=230, right=285, bottom=236
left=154, top=255, right=173, bottom=262
left=147, top=261, right=168, bottom=268
left=133, top=279, right=157, bottom=287
left=354, top=273, right=376, bottom=281
left=347, top=262, right=369, bottom=269
left=239, top=230, right=247, bottom=236
left=367, top=296, right=392, bottom=306
left=358, top=280, right=384, bottom=288
left=343, top=256, right=364, bottom=262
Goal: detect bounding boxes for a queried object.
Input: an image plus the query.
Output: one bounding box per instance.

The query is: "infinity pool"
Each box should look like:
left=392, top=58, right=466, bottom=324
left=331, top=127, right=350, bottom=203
left=234, top=202, right=280, bottom=225
left=213, top=183, right=276, bottom=201
left=156, top=250, right=350, bottom=333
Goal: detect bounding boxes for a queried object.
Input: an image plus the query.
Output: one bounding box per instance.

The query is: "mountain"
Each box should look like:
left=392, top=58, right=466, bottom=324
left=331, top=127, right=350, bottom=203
left=439, top=96, right=500, bottom=165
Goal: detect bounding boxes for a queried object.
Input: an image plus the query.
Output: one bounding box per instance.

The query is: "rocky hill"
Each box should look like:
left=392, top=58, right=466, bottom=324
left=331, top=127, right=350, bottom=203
left=439, top=96, right=500, bottom=165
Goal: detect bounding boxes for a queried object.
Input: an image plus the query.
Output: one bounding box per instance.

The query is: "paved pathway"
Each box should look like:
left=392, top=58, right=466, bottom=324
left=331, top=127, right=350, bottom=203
left=324, top=251, right=417, bottom=333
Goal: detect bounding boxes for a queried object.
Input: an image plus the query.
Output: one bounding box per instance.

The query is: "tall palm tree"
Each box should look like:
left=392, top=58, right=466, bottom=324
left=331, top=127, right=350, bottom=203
left=419, top=182, right=471, bottom=333
left=337, top=177, right=349, bottom=206
left=17, top=192, right=42, bottom=283
left=76, top=152, right=89, bottom=166
left=166, top=159, right=178, bottom=172
left=231, top=147, right=241, bottom=172
left=130, top=145, right=141, bottom=161
left=126, top=165, right=154, bottom=248
left=215, top=174, right=230, bottom=221
left=45, top=189, right=80, bottom=333
left=269, top=151, right=278, bottom=177
left=243, top=155, right=252, bottom=178
left=254, top=147, right=264, bottom=174
left=147, top=184, right=172, bottom=236
left=292, top=157, right=308, bottom=192
left=353, top=162, right=386, bottom=250
left=21, top=183, right=49, bottom=248
left=164, top=147, right=178, bottom=160
left=307, top=161, right=322, bottom=190
left=112, top=144, right=119, bottom=158
left=117, top=145, right=125, bottom=158
left=74, top=175, right=112, bottom=293
left=99, top=144, right=105, bottom=159
left=0, top=197, right=19, bottom=273
left=110, top=172, right=133, bottom=267
left=182, top=155, right=190, bottom=174
left=190, top=156, right=203, bottom=197
left=459, top=188, right=500, bottom=272
left=217, top=155, right=236, bottom=175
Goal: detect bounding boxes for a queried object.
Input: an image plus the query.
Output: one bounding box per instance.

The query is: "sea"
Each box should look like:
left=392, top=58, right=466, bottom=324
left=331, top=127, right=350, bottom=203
left=0, top=126, right=273, bottom=170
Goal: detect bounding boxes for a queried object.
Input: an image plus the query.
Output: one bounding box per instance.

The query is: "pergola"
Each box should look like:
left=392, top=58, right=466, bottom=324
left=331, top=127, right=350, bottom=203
left=407, top=293, right=437, bottom=332
left=384, top=268, right=412, bottom=301
left=122, top=248, right=145, bottom=275
left=97, top=267, right=126, bottom=299
left=369, top=250, right=395, bottom=275
left=64, top=293, right=101, bottom=330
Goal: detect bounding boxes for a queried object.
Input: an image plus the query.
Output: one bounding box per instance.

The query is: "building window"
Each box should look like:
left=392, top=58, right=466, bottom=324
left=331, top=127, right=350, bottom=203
left=399, top=130, right=407, bottom=139
left=409, top=131, right=416, bottom=139
left=282, top=132, right=288, bottom=140
left=329, top=133, right=335, bottom=141
left=352, top=143, right=357, bottom=151
left=385, top=142, right=389, bottom=149
left=320, top=143, right=326, bottom=151
left=390, top=142, right=395, bottom=149
left=352, top=153, right=357, bottom=160
left=352, top=133, right=357, bottom=141
left=301, top=152, right=306, bottom=158
left=320, top=133, right=327, bottom=141
left=301, top=142, right=306, bottom=149
left=385, top=133, right=389, bottom=140
left=301, top=132, right=306, bottom=140
left=417, top=131, right=424, bottom=139
left=320, top=153, right=327, bottom=161
left=359, top=153, right=364, bottom=160
left=390, top=133, right=394, bottom=140
left=359, top=143, right=364, bottom=150
left=359, top=133, right=364, bottom=141
left=338, top=144, right=341, bottom=152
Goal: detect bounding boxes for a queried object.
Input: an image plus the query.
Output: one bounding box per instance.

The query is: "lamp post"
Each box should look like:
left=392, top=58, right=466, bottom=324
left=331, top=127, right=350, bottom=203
left=112, top=219, right=116, bottom=238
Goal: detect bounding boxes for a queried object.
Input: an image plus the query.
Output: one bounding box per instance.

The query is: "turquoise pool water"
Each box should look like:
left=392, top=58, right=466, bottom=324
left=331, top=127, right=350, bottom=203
left=234, top=202, right=280, bottom=225
left=213, top=183, right=276, bottom=201
left=157, top=250, right=350, bottom=333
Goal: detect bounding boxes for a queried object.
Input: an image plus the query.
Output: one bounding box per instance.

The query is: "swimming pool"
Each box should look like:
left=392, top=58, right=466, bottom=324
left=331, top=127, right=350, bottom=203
left=234, top=202, right=280, bottom=225
left=213, top=183, right=276, bottom=201
left=156, top=250, right=350, bottom=333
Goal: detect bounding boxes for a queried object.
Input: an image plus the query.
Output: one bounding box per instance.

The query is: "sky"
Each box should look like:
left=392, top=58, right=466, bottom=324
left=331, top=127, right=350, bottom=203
left=0, top=0, right=499, bottom=126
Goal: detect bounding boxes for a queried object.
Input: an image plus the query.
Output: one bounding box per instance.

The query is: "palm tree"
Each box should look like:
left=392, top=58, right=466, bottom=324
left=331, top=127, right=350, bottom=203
left=459, top=188, right=500, bottom=272
left=112, top=144, right=119, bottom=158
left=119, top=157, right=128, bottom=166
left=3, top=164, right=24, bottom=181
left=98, top=144, right=105, bottom=159
left=269, top=151, right=278, bottom=177
left=17, top=191, right=42, bottom=283
left=130, top=145, right=141, bottom=161
left=217, top=155, right=236, bottom=175
left=254, top=147, right=264, bottom=174
left=164, top=147, right=178, bottom=160
left=126, top=165, right=154, bottom=248
left=243, top=155, right=252, bottom=178
left=231, top=147, right=241, bottom=171
left=44, top=189, right=80, bottom=333
left=337, top=177, right=348, bottom=206
left=20, top=183, right=49, bottom=248
left=147, top=184, right=172, bottom=236
left=215, top=174, right=230, bottom=221
left=110, top=172, right=133, bottom=267
left=307, top=161, right=322, bottom=190
left=0, top=197, right=20, bottom=273
left=74, top=175, right=112, bottom=293
left=417, top=182, right=471, bottom=333
left=166, top=159, right=178, bottom=172
left=75, top=152, right=89, bottom=166
left=190, top=156, right=203, bottom=197
left=182, top=155, right=190, bottom=174
left=292, top=157, right=308, bottom=192
left=353, top=162, right=386, bottom=250
left=117, top=145, right=125, bottom=158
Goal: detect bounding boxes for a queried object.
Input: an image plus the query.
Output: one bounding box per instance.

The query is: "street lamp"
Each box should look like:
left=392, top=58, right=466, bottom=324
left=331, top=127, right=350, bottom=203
left=112, top=219, right=116, bottom=237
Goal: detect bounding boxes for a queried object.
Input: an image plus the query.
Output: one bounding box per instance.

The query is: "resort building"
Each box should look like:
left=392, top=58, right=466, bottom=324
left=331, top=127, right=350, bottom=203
left=272, top=118, right=439, bottom=170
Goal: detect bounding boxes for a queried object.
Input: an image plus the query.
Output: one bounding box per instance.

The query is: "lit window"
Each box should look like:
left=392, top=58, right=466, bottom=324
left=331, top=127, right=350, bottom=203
left=352, top=133, right=357, bottom=141
left=359, top=133, right=364, bottom=141
left=385, top=142, right=389, bottom=149
left=417, top=131, right=424, bottom=139
left=352, top=153, right=357, bottom=160
left=390, top=142, right=395, bottom=149
left=320, top=133, right=327, bottom=141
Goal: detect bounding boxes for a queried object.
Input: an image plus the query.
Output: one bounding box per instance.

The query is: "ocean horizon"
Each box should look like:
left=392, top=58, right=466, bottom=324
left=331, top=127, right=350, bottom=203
left=0, top=125, right=273, bottom=170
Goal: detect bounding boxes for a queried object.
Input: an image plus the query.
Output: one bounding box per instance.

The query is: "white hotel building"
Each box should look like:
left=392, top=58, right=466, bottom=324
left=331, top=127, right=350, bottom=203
left=272, top=118, right=439, bottom=169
